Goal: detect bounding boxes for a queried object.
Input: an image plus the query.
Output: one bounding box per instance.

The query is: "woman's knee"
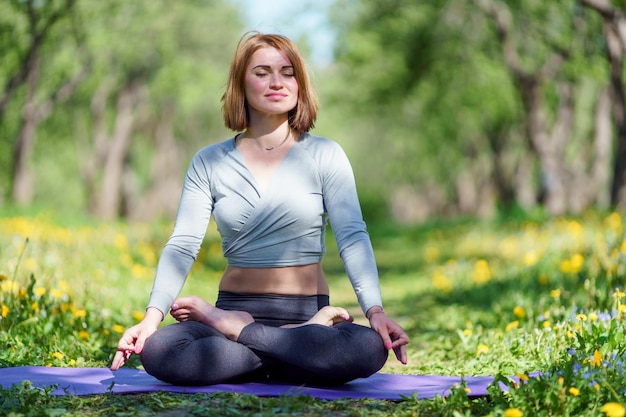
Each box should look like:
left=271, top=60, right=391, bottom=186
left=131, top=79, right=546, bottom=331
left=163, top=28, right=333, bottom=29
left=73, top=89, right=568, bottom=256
left=347, top=324, right=388, bottom=369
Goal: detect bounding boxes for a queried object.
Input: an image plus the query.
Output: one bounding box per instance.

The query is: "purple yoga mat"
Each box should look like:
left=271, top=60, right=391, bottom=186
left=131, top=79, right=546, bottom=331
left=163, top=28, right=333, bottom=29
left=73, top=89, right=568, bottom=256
left=0, top=367, right=514, bottom=400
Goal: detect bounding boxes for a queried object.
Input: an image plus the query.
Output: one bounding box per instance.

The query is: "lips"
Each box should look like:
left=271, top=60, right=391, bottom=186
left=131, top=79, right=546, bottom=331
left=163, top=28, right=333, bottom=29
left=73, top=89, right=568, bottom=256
left=265, top=93, right=288, bottom=100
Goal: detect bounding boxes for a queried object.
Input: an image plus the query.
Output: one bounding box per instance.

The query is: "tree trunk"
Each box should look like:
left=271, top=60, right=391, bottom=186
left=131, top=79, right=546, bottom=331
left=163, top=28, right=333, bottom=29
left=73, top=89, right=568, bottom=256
left=477, top=0, right=576, bottom=215
left=581, top=0, right=626, bottom=208
left=84, top=81, right=143, bottom=220
left=126, top=103, right=184, bottom=221
left=11, top=52, right=40, bottom=205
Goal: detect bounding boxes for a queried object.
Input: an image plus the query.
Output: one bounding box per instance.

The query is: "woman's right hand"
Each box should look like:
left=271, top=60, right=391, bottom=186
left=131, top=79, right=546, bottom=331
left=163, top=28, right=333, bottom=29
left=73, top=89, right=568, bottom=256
left=110, top=307, right=162, bottom=371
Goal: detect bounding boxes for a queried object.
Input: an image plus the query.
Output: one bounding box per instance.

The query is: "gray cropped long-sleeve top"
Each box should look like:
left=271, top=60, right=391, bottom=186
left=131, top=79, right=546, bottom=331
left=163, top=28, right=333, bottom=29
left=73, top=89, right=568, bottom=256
left=147, top=133, right=383, bottom=316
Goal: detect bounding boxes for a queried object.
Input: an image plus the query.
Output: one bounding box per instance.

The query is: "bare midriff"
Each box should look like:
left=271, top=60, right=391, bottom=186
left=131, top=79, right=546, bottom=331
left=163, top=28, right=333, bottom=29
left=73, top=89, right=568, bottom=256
left=219, top=262, right=329, bottom=296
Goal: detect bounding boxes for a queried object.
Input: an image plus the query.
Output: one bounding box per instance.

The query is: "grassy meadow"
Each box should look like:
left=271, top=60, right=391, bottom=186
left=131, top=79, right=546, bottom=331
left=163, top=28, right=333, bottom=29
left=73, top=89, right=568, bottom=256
left=1, top=209, right=626, bottom=416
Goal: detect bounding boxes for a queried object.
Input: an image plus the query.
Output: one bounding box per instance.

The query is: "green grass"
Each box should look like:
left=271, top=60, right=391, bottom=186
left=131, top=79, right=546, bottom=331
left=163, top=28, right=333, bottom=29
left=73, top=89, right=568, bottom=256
left=1, top=210, right=626, bottom=416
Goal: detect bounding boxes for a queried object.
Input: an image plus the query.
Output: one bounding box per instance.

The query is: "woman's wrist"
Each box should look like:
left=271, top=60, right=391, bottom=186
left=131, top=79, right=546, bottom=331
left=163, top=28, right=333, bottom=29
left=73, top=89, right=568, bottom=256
left=366, top=306, right=384, bottom=320
left=144, top=306, right=164, bottom=323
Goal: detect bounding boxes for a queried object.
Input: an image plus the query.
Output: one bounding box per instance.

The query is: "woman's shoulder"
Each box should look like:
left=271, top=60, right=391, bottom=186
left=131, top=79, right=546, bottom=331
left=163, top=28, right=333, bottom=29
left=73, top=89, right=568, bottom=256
left=298, top=132, right=345, bottom=155
left=192, top=137, right=237, bottom=163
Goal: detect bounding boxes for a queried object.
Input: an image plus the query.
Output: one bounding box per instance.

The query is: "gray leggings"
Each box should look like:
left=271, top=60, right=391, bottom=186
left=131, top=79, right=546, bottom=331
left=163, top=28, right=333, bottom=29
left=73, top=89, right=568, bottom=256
left=140, top=291, right=388, bottom=386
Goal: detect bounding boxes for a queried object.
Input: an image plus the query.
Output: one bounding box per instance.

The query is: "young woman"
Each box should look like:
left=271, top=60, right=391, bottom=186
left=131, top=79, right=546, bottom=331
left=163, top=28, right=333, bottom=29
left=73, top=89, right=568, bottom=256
left=111, top=32, right=409, bottom=386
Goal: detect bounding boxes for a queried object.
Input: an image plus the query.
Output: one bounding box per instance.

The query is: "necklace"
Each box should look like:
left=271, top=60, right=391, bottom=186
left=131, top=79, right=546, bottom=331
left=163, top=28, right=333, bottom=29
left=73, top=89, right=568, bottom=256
left=244, top=130, right=291, bottom=151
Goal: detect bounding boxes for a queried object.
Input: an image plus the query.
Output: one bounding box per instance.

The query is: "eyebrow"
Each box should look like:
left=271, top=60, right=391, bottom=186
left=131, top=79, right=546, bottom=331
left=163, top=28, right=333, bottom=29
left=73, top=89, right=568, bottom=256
left=252, top=65, right=294, bottom=70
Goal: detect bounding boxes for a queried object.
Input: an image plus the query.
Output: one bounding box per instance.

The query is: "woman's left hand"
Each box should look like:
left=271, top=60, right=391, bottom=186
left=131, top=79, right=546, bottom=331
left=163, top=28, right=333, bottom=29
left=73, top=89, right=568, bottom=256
left=368, top=311, right=409, bottom=364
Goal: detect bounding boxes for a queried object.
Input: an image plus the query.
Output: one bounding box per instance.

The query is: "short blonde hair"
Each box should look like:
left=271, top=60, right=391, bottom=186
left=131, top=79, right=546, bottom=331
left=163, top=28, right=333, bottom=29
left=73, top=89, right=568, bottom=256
left=222, top=32, right=319, bottom=132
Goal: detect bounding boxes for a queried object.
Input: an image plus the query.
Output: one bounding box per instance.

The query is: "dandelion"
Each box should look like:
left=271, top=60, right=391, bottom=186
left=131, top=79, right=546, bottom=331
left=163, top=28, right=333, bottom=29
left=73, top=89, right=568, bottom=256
left=72, top=308, right=87, bottom=318
left=576, top=314, right=588, bottom=322
left=523, top=251, right=537, bottom=266
left=550, top=289, right=561, bottom=298
left=568, top=387, right=580, bottom=396
left=462, top=329, right=472, bottom=337
left=78, top=330, right=90, bottom=340
left=50, top=288, right=64, bottom=299
left=516, top=373, right=529, bottom=382
left=432, top=271, right=453, bottom=293
left=601, top=402, right=626, bottom=417
left=112, top=324, right=125, bottom=334
left=513, top=306, right=526, bottom=319
left=52, top=352, right=63, bottom=361
left=506, top=321, right=519, bottom=332
left=570, top=253, right=584, bottom=272
left=132, top=310, right=145, bottom=321
left=33, top=287, right=46, bottom=297
left=614, top=288, right=625, bottom=299
left=504, top=408, right=523, bottom=417
left=476, top=344, right=489, bottom=355
left=591, top=350, right=603, bottom=367
left=471, top=259, right=491, bottom=284
left=1, top=304, right=8, bottom=318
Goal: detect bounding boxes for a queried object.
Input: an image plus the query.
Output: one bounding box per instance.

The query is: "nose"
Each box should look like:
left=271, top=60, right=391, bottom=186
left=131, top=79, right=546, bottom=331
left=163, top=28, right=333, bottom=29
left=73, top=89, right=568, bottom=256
left=269, top=73, right=283, bottom=89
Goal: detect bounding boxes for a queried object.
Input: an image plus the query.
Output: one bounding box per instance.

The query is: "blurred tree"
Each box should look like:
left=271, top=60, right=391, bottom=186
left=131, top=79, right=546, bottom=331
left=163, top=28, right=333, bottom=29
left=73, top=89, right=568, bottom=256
left=477, top=0, right=609, bottom=215
left=330, top=0, right=609, bottom=221
left=68, top=0, right=243, bottom=220
left=581, top=0, right=626, bottom=208
left=0, top=0, right=88, bottom=205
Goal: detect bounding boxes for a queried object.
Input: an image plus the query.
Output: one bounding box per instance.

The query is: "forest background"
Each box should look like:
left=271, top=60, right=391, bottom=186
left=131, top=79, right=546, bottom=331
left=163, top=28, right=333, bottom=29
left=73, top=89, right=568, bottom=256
left=2, top=0, right=626, bottom=224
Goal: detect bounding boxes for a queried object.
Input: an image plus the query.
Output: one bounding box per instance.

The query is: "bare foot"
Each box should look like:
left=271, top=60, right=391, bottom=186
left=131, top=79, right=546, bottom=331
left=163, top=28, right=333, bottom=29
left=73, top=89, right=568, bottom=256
left=281, top=306, right=353, bottom=328
left=170, top=296, right=254, bottom=341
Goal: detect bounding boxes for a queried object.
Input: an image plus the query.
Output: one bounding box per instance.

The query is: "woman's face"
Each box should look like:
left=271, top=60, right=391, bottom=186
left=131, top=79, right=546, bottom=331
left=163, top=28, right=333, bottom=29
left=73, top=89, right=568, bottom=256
left=244, top=46, right=299, bottom=120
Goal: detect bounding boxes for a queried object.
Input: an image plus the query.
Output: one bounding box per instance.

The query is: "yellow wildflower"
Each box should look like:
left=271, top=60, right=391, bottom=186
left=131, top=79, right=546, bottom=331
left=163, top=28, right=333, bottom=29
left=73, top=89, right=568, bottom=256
left=50, top=288, right=63, bottom=299
left=538, top=273, right=549, bottom=285
left=1, top=304, right=9, bottom=318
left=114, top=234, right=129, bottom=251
left=522, top=251, right=537, bottom=266
left=516, top=373, right=529, bottom=382
left=72, top=308, right=87, bottom=318
left=78, top=330, right=90, bottom=340
left=504, top=408, right=523, bottom=417
left=476, top=344, right=489, bottom=355
left=471, top=259, right=491, bottom=284
left=591, top=350, right=603, bottom=367
left=550, top=289, right=561, bottom=298
left=576, top=314, right=587, bottom=322
left=513, top=306, right=526, bottom=319
left=432, top=271, right=452, bottom=293
left=568, top=387, right=580, bottom=396
left=132, top=310, right=145, bottom=321
left=614, top=288, right=625, bottom=299
left=112, top=324, right=125, bottom=334
left=52, top=352, right=63, bottom=361
left=589, top=312, right=598, bottom=322
left=31, top=301, right=39, bottom=314
left=558, top=377, right=564, bottom=386
left=601, top=402, right=626, bottom=417
left=33, top=287, right=46, bottom=297
left=505, top=321, right=519, bottom=332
